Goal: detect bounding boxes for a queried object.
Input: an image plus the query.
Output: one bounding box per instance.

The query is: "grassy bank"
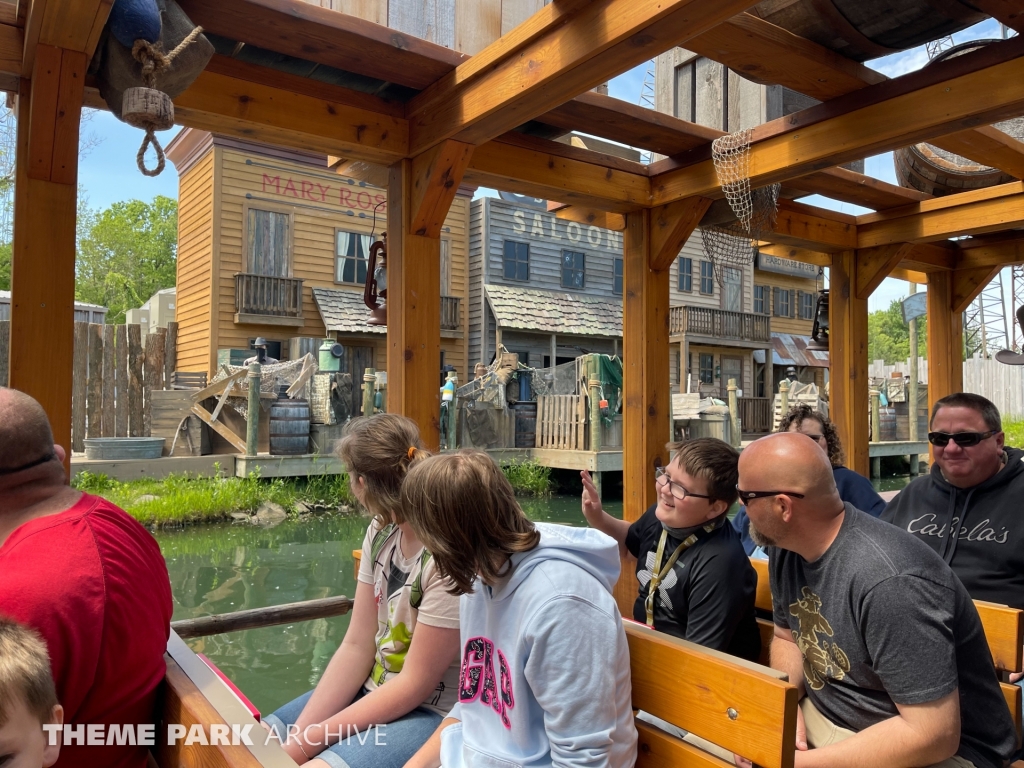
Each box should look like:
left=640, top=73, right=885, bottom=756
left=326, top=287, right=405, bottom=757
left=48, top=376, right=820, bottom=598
left=72, top=471, right=357, bottom=527
left=72, top=458, right=553, bottom=526
left=1005, top=418, right=1024, bottom=449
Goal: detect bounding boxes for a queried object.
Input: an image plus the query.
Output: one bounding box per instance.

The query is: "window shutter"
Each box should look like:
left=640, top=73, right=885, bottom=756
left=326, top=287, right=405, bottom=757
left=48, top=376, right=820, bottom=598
left=789, top=290, right=797, bottom=318
left=796, top=291, right=804, bottom=319
left=773, top=287, right=780, bottom=317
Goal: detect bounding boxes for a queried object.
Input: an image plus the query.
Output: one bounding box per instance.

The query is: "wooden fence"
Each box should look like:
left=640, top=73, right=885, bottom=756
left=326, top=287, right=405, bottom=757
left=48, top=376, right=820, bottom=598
left=738, top=396, right=772, bottom=434
left=535, top=394, right=586, bottom=450
left=963, top=357, right=1024, bottom=418
left=869, top=357, right=929, bottom=383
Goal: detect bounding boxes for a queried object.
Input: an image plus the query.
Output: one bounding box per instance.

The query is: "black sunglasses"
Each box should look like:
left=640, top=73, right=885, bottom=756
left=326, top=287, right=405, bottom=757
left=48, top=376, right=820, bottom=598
left=928, top=431, right=997, bottom=448
left=736, top=488, right=806, bottom=502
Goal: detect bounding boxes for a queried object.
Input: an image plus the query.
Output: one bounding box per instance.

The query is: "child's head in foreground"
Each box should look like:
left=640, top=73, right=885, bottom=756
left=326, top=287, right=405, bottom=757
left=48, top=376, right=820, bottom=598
left=0, top=617, right=62, bottom=768
left=400, top=450, right=540, bottom=595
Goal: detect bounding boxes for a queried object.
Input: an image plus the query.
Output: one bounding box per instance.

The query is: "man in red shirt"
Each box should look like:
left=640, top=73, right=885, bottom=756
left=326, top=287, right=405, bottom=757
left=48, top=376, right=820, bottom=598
left=0, top=388, right=172, bottom=768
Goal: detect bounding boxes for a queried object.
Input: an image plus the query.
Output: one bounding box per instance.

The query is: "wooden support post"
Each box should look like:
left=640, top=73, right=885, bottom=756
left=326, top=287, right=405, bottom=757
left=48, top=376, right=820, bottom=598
left=550, top=334, right=557, bottom=368
left=870, top=389, right=880, bottom=443
left=115, top=324, right=128, bottom=437
left=926, top=271, right=964, bottom=415
left=127, top=324, right=144, bottom=437
left=621, top=209, right=671, bottom=617
left=362, top=368, right=376, bottom=418
left=387, top=158, right=443, bottom=449
left=71, top=321, right=87, bottom=451
left=165, top=321, right=178, bottom=387
left=727, top=378, right=740, bottom=447
left=589, top=366, right=602, bottom=453
left=829, top=251, right=870, bottom=477
left=144, top=329, right=166, bottom=438
left=0, top=320, right=8, bottom=388
left=86, top=323, right=103, bottom=438
left=246, top=362, right=260, bottom=457
left=8, top=53, right=86, bottom=461
left=102, top=323, right=115, bottom=436
left=872, top=455, right=881, bottom=479
left=908, top=283, right=920, bottom=473
left=779, top=379, right=790, bottom=416
left=445, top=371, right=458, bottom=450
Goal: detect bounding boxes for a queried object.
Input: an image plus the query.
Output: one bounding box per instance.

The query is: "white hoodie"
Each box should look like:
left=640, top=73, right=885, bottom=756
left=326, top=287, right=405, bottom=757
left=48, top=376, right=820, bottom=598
left=439, top=523, right=638, bottom=768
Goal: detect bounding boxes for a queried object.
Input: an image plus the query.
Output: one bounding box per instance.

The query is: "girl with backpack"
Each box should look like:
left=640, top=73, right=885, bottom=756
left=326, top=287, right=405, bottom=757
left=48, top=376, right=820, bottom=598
left=263, top=414, right=461, bottom=767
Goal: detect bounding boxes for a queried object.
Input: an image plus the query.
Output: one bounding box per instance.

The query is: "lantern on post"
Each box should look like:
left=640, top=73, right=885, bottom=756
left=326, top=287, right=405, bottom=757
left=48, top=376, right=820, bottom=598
left=364, top=234, right=388, bottom=326
left=806, top=288, right=830, bottom=351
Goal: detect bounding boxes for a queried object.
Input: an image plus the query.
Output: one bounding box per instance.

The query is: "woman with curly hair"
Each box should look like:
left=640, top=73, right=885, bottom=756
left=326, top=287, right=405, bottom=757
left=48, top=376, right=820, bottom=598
left=733, top=404, right=885, bottom=556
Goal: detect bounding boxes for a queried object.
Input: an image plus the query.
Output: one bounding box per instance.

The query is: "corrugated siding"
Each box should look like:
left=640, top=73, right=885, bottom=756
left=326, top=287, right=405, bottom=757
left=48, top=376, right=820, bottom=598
left=209, top=148, right=469, bottom=377
left=175, top=149, right=215, bottom=372
left=484, top=198, right=623, bottom=299
left=753, top=269, right=818, bottom=337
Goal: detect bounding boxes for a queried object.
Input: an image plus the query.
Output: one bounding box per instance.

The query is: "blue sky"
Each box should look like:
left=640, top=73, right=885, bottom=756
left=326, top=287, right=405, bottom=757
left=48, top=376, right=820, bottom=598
left=77, top=19, right=1011, bottom=313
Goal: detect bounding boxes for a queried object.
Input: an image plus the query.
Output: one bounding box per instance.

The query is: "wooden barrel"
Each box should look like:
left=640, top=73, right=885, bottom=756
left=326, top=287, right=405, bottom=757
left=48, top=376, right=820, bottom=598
left=894, top=40, right=1024, bottom=196
left=269, top=399, right=310, bottom=456
left=513, top=402, right=538, bottom=448
left=751, top=0, right=986, bottom=62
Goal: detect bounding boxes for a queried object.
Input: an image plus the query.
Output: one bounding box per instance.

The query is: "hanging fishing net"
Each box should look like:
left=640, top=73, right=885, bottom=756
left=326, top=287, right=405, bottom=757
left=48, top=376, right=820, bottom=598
left=700, top=129, right=781, bottom=284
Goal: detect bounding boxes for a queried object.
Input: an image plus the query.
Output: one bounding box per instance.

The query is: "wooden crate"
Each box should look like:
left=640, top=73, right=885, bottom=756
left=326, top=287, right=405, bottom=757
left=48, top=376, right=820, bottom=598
left=151, top=390, right=210, bottom=457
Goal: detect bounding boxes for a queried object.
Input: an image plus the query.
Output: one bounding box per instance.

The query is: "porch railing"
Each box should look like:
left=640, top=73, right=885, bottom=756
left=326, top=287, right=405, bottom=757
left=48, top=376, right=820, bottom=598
left=738, top=396, right=772, bottom=434
left=441, top=295, right=460, bottom=330
left=670, top=306, right=770, bottom=343
left=234, top=273, right=304, bottom=319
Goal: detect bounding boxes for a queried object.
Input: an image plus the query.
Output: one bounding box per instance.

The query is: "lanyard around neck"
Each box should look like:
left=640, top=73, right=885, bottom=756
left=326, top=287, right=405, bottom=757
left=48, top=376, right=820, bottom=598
left=644, top=525, right=712, bottom=626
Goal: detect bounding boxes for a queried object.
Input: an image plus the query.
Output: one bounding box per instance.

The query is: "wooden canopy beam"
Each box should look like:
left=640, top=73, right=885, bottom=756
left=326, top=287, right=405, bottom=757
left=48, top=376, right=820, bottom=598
left=888, top=267, right=929, bottom=285
left=406, top=0, right=758, bottom=155
left=550, top=205, right=627, bottom=232
left=684, top=12, right=1024, bottom=178
left=768, top=200, right=858, bottom=252
left=829, top=250, right=869, bottom=476
left=857, top=182, right=1024, bottom=248
left=956, top=235, right=1024, bottom=270
left=896, top=242, right=959, bottom=273
left=649, top=197, right=712, bottom=271
left=952, top=265, right=1004, bottom=315
left=968, top=0, right=1023, bottom=33
left=23, top=0, right=112, bottom=72
left=927, top=271, right=964, bottom=411
left=756, top=243, right=831, bottom=268
left=855, top=244, right=913, bottom=300
left=410, top=139, right=474, bottom=238
left=650, top=37, right=1024, bottom=206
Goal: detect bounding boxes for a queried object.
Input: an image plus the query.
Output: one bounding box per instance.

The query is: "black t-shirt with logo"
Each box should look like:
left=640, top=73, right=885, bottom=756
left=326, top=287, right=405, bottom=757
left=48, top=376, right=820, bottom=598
left=625, top=503, right=761, bottom=661
left=769, top=504, right=1014, bottom=768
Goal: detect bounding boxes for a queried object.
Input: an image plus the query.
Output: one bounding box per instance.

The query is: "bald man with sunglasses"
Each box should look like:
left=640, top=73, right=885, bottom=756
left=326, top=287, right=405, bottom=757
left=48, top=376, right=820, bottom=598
left=883, top=393, right=1024, bottom=613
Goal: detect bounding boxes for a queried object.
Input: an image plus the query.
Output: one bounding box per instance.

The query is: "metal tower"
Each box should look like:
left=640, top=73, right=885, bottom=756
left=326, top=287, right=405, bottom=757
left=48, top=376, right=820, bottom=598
left=637, top=60, right=656, bottom=164
left=1011, top=265, right=1024, bottom=352
left=963, top=270, right=1010, bottom=359
left=926, top=35, right=956, bottom=60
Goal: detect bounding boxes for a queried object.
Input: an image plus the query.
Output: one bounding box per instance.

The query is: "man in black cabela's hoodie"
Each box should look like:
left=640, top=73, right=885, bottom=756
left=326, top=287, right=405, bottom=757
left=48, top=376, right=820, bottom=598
left=883, top=392, right=1024, bottom=612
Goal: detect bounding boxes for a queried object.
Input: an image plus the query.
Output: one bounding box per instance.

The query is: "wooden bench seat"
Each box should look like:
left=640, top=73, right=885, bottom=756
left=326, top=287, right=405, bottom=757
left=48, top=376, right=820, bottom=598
left=750, top=557, right=1024, bottom=748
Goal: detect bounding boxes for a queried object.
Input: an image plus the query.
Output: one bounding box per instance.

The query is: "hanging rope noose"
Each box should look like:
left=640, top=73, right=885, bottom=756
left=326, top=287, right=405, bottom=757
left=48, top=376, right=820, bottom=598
left=126, top=26, right=204, bottom=176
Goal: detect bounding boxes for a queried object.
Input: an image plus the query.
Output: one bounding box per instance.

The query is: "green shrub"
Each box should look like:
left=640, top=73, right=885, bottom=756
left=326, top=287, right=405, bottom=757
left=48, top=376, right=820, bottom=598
left=500, top=460, right=552, bottom=497
left=70, top=469, right=358, bottom=527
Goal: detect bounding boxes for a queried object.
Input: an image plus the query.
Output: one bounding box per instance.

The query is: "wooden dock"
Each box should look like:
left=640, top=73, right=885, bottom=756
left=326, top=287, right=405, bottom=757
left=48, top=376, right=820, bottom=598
left=70, top=454, right=232, bottom=482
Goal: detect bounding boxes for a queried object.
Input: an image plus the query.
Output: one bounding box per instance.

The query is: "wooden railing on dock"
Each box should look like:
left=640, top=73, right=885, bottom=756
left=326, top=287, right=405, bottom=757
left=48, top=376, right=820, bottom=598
left=739, top=396, right=772, bottom=434
left=441, top=295, right=460, bottom=330
left=535, top=394, right=586, bottom=450
left=234, top=273, right=304, bottom=318
left=670, top=305, right=771, bottom=343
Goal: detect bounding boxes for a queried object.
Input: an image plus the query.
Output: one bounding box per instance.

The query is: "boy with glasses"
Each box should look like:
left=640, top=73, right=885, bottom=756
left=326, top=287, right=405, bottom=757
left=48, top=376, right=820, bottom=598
left=882, top=393, right=1024, bottom=612
left=581, top=437, right=760, bottom=661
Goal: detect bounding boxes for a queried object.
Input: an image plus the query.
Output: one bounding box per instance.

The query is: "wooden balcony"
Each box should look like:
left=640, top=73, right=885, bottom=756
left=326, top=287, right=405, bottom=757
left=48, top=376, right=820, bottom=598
left=441, top=295, right=460, bottom=331
left=234, top=273, right=304, bottom=327
left=670, top=306, right=770, bottom=344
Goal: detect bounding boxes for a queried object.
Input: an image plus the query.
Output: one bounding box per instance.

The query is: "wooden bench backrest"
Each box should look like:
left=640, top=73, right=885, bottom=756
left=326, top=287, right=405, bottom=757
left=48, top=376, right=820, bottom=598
left=626, top=621, right=797, bottom=768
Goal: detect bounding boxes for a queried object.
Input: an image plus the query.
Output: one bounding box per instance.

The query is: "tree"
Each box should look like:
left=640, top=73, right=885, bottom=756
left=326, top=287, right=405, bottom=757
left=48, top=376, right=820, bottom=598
left=76, top=196, right=178, bottom=323
left=867, top=298, right=927, bottom=364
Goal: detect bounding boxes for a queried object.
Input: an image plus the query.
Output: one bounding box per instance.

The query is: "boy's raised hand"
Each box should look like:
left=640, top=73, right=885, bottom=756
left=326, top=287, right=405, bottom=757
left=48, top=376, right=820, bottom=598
left=581, top=470, right=603, bottom=523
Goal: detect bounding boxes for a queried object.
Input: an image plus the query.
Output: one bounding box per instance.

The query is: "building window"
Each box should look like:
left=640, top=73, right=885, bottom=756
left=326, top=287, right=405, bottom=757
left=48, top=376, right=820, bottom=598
left=800, top=290, right=815, bottom=320
left=700, top=261, right=714, bottom=295
left=678, top=257, right=692, bottom=292
left=613, top=257, right=623, bottom=295
left=754, top=285, right=770, bottom=315
left=247, top=208, right=291, bottom=276
left=561, top=250, right=586, bottom=289
left=335, top=231, right=373, bottom=285
left=503, top=240, right=530, bottom=282
left=699, top=353, right=714, bottom=384
left=774, top=288, right=793, bottom=318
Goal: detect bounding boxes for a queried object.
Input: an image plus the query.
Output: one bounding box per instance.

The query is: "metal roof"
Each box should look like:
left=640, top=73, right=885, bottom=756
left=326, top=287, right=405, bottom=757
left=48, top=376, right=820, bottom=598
left=486, top=284, right=622, bottom=337
left=753, top=333, right=831, bottom=368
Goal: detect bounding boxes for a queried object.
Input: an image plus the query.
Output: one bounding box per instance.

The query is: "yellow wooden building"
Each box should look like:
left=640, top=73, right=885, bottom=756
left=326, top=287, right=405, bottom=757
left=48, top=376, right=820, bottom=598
left=166, top=129, right=470, bottom=413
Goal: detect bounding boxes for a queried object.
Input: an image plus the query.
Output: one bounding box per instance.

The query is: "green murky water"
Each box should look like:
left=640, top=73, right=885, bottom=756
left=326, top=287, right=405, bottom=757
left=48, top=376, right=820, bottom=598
left=157, top=475, right=915, bottom=715
left=157, top=496, right=622, bottom=715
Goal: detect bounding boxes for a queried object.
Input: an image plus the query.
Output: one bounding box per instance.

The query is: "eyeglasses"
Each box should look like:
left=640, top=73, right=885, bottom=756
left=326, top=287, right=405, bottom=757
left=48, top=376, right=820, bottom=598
left=928, top=431, right=997, bottom=448
left=736, top=488, right=806, bottom=502
left=655, top=467, right=710, bottom=501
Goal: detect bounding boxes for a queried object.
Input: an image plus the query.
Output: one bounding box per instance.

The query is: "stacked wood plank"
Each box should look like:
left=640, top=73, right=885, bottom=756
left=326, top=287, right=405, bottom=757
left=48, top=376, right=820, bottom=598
left=68, top=321, right=179, bottom=451
left=535, top=394, right=586, bottom=450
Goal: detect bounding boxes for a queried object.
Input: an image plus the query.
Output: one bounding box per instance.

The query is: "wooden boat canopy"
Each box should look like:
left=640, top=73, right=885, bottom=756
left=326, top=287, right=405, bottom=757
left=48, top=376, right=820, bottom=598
left=3, top=0, right=1024, bottom=557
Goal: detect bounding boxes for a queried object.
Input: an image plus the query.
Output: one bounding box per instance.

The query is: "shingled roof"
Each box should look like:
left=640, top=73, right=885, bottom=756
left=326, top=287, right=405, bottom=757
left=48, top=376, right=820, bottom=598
left=486, top=284, right=622, bottom=337
left=312, top=287, right=387, bottom=335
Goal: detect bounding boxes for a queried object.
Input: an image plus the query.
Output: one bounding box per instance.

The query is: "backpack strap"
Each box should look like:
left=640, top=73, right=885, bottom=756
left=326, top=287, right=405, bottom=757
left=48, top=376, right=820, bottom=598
left=409, top=549, right=433, bottom=609
left=369, top=522, right=397, bottom=566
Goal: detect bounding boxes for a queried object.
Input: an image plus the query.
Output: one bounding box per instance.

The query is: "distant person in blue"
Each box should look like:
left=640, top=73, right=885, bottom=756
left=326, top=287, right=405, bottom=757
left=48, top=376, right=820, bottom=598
left=734, top=404, right=885, bottom=556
